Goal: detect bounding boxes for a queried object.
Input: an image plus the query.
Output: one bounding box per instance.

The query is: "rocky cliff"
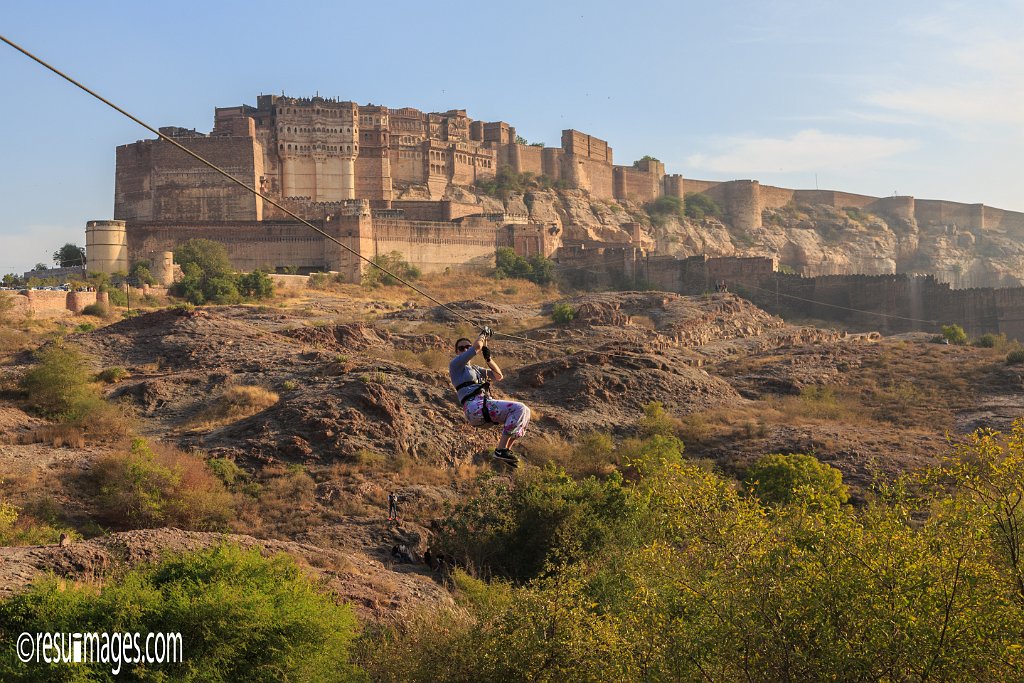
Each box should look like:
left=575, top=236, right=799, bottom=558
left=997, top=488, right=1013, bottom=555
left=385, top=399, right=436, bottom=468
left=445, top=184, right=1024, bottom=289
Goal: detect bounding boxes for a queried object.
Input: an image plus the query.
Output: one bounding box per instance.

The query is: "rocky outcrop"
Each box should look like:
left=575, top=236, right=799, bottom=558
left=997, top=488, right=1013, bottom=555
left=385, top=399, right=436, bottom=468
left=468, top=187, right=1024, bottom=289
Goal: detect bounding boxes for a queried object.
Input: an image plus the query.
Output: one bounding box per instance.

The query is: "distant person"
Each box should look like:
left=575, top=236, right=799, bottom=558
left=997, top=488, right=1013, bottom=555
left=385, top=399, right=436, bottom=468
left=387, top=492, right=399, bottom=521
left=449, top=328, right=531, bottom=468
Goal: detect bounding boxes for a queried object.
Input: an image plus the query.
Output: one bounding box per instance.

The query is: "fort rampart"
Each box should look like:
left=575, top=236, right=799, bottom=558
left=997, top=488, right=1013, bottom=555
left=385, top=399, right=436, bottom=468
left=557, top=248, right=1024, bottom=341
left=4, top=290, right=103, bottom=318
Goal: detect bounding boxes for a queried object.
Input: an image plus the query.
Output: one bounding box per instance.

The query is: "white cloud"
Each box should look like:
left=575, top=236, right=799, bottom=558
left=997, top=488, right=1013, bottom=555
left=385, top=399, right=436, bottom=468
left=864, top=13, right=1024, bottom=127
left=686, top=129, right=918, bottom=174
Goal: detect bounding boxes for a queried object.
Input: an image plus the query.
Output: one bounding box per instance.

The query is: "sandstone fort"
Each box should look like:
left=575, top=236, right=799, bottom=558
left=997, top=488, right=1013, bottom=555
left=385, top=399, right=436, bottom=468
left=77, top=93, right=1024, bottom=339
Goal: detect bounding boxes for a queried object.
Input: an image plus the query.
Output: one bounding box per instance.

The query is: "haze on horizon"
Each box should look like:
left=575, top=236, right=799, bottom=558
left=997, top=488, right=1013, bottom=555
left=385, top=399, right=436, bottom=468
left=2, top=0, right=1021, bottom=274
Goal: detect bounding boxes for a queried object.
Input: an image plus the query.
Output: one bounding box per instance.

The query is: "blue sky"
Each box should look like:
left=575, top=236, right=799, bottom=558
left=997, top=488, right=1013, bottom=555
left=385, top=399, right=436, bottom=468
left=2, top=0, right=1022, bottom=273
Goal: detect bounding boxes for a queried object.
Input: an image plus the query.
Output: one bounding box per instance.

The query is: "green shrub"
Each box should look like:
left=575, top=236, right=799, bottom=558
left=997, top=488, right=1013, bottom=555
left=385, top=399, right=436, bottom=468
left=1007, top=349, right=1024, bottom=364
left=282, top=379, right=299, bottom=391
left=75, top=322, right=96, bottom=333
left=437, top=466, right=642, bottom=581
left=684, top=192, right=723, bottom=220
left=494, top=247, right=555, bottom=286
left=308, top=272, right=330, bottom=289
left=130, top=259, right=158, bottom=286
left=88, top=438, right=235, bottom=530
left=362, top=251, right=421, bottom=287
left=743, top=452, right=849, bottom=509
left=974, top=333, right=1006, bottom=349
left=551, top=302, right=575, bottom=325
left=0, top=499, right=73, bottom=546
left=20, top=343, right=95, bottom=418
left=637, top=400, right=678, bottom=438
left=366, top=429, right=1024, bottom=682
left=96, top=366, right=128, bottom=384
left=237, top=270, right=274, bottom=299
left=104, top=285, right=128, bottom=307
left=942, top=324, right=968, bottom=345
left=0, top=545, right=364, bottom=681
left=170, top=301, right=196, bottom=315
left=645, top=195, right=683, bottom=217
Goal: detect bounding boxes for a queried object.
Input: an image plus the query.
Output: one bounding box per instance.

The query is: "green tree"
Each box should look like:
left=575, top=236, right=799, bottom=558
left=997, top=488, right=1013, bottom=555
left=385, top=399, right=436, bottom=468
left=0, top=545, right=365, bottom=681
left=633, top=154, right=660, bottom=167
left=744, top=452, right=849, bottom=509
left=494, top=247, right=555, bottom=285
left=361, top=251, right=421, bottom=287
left=52, top=243, right=86, bottom=268
left=174, top=239, right=233, bottom=280
left=129, top=259, right=157, bottom=286
left=551, top=302, right=575, bottom=325
left=437, top=466, right=642, bottom=582
left=237, top=270, right=274, bottom=298
left=942, top=323, right=969, bottom=345
left=19, top=342, right=96, bottom=419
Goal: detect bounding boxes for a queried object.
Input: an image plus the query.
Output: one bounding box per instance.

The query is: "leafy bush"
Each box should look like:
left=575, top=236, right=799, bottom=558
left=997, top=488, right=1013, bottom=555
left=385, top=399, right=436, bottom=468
left=308, top=272, right=330, bottom=289
left=1008, top=349, right=1024, bottom=364
left=637, top=400, right=679, bottom=438
left=20, top=343, right=95, bottom=418
left=367, top=434, right=1024, bottom=681
left=551, top=302, right=575, bottom=325
left=436, top=466, right=642, bottom=581
left=684, top=192, right=723, bottom=220
left=88, top=437, right=235, bottom=530
left=75, top=322, right=96, bottom=333
left=942, top=323, right=968, bottom=345
left=237, top=270, right=274, bottom=299
left=104, top=285, right=128, bottom=307
left=0, top=499, right=73, bottom=546
left=744, top=452, right=849, bottom=508
left=130, top=259, right=158, bottom=286
left=645, top=195, right=683, bottom=217
left=475, top=167, right=567, bottom=198
left=494, top=247, right=555, bottom=285
left=171, top=239, right=237, bottom=304
left=362, top=251, right=421, bottom=287
left=974, top=332, right=1007, bottom=349
left=0, top=545, right=364, bottom=681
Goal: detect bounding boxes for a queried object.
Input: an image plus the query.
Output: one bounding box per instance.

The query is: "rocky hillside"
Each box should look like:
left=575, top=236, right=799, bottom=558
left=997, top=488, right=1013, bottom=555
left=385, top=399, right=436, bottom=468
left=436, top=184, right=1024, bottom=289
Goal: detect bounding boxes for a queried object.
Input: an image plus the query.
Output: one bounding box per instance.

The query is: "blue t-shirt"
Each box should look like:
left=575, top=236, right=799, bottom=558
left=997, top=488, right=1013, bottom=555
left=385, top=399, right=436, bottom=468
left=449, top=347, right=490, bottom=404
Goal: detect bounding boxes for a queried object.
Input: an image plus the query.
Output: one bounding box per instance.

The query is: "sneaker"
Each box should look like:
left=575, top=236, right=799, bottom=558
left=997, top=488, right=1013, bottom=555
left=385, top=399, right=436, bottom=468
left=492, top=448, right=519, bottom=468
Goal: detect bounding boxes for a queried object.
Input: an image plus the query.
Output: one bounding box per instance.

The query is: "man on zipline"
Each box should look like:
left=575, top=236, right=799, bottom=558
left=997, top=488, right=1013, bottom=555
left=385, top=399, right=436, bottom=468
left=449, top=327, right=531, bottom=467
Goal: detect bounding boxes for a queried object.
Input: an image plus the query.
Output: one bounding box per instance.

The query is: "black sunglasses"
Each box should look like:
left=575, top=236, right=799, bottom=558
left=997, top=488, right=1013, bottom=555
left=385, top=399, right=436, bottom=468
left=456, top=345, right=471, bottom=352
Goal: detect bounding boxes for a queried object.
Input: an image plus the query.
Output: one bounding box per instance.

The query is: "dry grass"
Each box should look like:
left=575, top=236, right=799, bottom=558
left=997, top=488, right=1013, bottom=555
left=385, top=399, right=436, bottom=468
left=522, top=431, right=618, bottom=477
left=9, top=424, right=86, bottom=448
left=194, top=385, right=280, bottom=427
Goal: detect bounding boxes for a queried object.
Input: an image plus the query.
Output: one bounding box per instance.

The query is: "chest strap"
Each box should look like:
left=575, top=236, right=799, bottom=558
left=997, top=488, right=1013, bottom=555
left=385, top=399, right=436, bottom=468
left=456, top=380, right=496, bottom=423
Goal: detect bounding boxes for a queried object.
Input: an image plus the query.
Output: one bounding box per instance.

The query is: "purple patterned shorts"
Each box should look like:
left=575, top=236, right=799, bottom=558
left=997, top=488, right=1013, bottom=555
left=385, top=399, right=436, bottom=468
left=463, top=395, right=531, bottom=437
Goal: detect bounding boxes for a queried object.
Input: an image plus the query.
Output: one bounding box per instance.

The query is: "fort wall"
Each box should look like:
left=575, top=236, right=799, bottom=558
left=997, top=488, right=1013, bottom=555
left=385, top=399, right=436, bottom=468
left=4, top=290, right=101, bottom=317
left=556, top=249, right=1024, bottom=341
left=613, top=160, right=663, bottom=203
left=116, top=136, right=262, bottom=222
